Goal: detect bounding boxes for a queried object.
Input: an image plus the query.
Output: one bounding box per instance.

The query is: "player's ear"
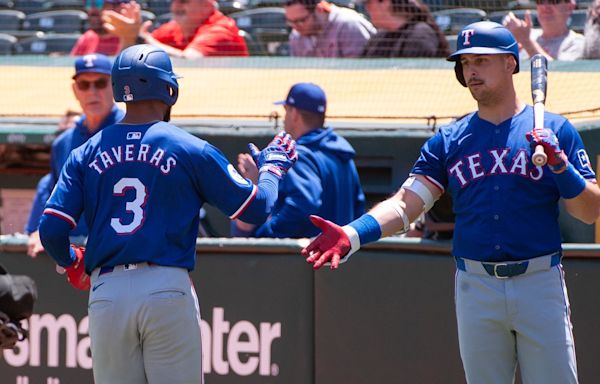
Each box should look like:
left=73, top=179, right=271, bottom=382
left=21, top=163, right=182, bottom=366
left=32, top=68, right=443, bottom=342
left=506, top=55, right=517, bottom=74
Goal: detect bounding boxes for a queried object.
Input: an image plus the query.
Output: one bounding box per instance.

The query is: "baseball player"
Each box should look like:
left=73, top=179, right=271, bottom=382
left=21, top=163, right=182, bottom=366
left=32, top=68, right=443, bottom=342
left=302, top=21, right=600, bottom=384
left=38, top=44, right=297, bottom=384
left=25, top=53, right=124, bottom=258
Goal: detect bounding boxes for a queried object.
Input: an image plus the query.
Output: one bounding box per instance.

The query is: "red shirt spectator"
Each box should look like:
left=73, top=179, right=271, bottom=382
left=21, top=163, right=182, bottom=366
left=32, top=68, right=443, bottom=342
left=152, top=10, right=248, bottom=56
left=71, top=30, right=120, bottom=56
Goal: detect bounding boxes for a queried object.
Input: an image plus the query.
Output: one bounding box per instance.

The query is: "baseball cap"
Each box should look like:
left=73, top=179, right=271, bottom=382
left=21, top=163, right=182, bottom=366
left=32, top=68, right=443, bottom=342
left=274, top=82, right=327, bottom=114
left=72, top=53, right=112, bottom=79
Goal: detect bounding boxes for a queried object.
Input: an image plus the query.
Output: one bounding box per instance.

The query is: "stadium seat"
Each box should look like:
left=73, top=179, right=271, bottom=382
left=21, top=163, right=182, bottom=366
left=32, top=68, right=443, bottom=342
left=253, top=28, right=289, bottom=55
left=217, top=0, right=248, bottom=15
left=48, top=0, right=85, bottom=11
left=23, top=9, right=87, bottom=33
left=568, top=9, right=588, bottom=34
left=432, top=8, right=487, bottom=34
left=229, top=7, right=289, bottom=55
left=14, top=0, right=49, bottom=13
left=0, top=32, right=17, bottom=54
left=0, top=0, right=15, bottom=9
left=141, top=9, right=156, bottom=23
left=229, top=7, right=288, bottom=34
left=238, top=29, right=265, bottom=56
left=0, top=9, right=25, bottom=31
left=147, top=0, right=170, bottom=16
left=15, top=32, right=79, bottom=53
left=445, top=34, right=458, bottom=53
left=153, top=12, right=171, bottom=29
left=487, top=9, right=540, bottom=28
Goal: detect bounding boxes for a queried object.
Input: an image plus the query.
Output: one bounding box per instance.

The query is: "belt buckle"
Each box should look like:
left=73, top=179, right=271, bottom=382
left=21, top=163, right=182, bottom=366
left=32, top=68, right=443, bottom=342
left=493, top=263, right=509, bottom=279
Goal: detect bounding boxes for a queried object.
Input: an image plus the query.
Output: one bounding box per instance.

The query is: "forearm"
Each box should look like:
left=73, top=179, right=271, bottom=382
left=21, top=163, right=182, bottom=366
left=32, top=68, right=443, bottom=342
left=38, top=214, right=76, bottom=267
left=564, top=180, right=600, bottom=224
left=236, top=171, right=280, bottom=224
left=521, top=39, right=554, bottom=61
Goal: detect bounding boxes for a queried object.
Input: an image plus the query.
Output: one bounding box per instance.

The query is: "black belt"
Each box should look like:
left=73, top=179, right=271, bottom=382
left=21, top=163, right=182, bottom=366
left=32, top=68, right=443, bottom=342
left=455, top=253, right=561, bottom=279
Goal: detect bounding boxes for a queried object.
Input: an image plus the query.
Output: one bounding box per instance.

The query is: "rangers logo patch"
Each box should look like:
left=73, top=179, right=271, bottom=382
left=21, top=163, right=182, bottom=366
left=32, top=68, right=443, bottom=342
left=227, top=164, right=249, bottom=185
left=577, top=149, right=591, bottom=170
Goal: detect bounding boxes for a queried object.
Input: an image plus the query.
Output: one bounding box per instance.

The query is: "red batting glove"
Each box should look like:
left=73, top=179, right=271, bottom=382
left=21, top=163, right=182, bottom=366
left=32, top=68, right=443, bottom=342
left=65, top=245, right=90, bottom=291
left=525, top=128, right=567, bottom=171
left=301, top=215, right=351, bottom=270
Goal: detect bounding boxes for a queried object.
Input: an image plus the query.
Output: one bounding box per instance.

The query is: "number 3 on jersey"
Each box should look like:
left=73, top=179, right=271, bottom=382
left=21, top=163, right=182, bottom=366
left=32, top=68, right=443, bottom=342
left=110, top=177, right=147, bottom=234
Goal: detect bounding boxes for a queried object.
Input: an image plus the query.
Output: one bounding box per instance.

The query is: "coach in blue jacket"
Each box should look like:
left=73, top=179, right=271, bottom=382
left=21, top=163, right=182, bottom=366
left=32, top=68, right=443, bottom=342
left=25, top=54, right=124, bottom=257
left=233, top=82, right=365, bottom=238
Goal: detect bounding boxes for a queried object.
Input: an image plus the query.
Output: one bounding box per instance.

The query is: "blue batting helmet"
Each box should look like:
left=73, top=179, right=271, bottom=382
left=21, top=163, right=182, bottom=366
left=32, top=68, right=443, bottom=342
left=112, top=44, right=179, bottom=106
left=447, top=21, right=519, bottom=87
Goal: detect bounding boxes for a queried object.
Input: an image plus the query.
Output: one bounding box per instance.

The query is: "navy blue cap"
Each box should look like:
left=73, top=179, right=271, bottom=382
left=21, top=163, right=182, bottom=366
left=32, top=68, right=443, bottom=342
left=274, top=82, right=326, bottom=114
left=73, top=53, right=113, bottom=79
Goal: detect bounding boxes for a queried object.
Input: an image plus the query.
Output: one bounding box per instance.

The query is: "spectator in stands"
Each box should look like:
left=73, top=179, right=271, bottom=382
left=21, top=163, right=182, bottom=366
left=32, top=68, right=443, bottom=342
left=504, top=0, right=584, bottom=60
left=71, top=0, right=135, bottom=56
left=583, top=0, right=600, bottom=58
left=25, top=54, right=124, bottom=258
left=285, top=0, right=376, bottom=57
left=102, top=0, right=248, bottom=58
left=232, top=83, right=365, bottom=238
left=362, top=0, right=450, bottom=57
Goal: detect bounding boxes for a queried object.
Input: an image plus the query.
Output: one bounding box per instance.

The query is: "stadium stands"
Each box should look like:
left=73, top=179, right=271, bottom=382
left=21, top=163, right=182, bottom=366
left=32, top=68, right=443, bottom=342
left=14, top=0, right=49, bottom=13
left=0, top=32, right=17, bottom=53
left=15, top=32, right=79, bottom=53
left=0, top=9, right=25, bottom=30
left=568, top=8, right=588, bottom=34
left=23, top=9, right=87, bottom=33
left=229, top=7, right=289, bottom=55
left=433, top=7, right=487, bottom=34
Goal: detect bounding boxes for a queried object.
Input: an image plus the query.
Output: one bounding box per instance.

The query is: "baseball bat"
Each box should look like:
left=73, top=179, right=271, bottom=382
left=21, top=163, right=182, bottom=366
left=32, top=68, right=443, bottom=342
left=531, top=54, right=548, bottom=167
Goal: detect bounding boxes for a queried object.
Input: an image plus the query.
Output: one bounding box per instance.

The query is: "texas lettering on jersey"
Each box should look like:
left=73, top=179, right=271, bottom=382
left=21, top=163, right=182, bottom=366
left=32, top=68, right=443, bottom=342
left=88, top=143, right=176, bottom=176
left=449, top=147, right=543, bottom=187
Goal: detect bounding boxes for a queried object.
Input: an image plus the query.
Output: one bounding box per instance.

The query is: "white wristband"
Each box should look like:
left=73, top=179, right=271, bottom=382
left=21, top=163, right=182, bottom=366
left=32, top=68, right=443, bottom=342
left=339, top=225, right=360, bottom=263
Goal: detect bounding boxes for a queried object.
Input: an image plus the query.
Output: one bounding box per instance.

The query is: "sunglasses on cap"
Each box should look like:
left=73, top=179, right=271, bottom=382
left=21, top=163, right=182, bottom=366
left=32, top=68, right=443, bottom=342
left=75, top=78, right=109, bottom=91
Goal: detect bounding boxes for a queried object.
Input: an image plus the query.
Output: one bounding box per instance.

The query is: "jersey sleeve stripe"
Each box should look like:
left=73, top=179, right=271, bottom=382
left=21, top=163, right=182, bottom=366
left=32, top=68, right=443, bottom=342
left=229, top=184, right=258, bottom=220
left=43, top=208, right=77, bottom=228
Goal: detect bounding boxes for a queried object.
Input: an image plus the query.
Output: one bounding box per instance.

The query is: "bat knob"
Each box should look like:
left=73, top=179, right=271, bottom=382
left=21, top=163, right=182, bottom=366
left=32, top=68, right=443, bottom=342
left=532, top=145, right=548, bottom=167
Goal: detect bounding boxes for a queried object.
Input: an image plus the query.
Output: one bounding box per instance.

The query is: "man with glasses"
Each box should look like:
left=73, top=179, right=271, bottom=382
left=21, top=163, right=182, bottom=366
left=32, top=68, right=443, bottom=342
left=504, top=0, right=583, bottom=60
left=25, top=54, right=124, bottom=258
left=71, top=0, right=138, bottom=56
left=285, top=0, right=376, bottom=57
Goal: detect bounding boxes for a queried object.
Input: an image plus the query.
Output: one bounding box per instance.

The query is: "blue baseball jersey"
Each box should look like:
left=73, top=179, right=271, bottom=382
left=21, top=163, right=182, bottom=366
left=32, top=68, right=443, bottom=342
left=25, top=105, right=124, bottom=235
left=43, top=121, right=260, bottom=273
left=411, top=105, right=595, bottom=262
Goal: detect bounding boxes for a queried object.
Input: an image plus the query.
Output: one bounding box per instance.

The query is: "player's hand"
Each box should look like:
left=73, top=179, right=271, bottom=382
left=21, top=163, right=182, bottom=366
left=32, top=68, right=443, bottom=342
left=102, top=1, right=141, bottom=41
left=237, top=153, right=259, bottom=184
left=503, top=11, right=532, bottom=44
left=26, top=231, right=45, bottom=258
left=301, top=215, right=351, bottom=270
left=65, top=246, right=90, bottom=291
left=526, top=128, right=567, bottom=172
left=249, top=132, right=298, bottom=178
